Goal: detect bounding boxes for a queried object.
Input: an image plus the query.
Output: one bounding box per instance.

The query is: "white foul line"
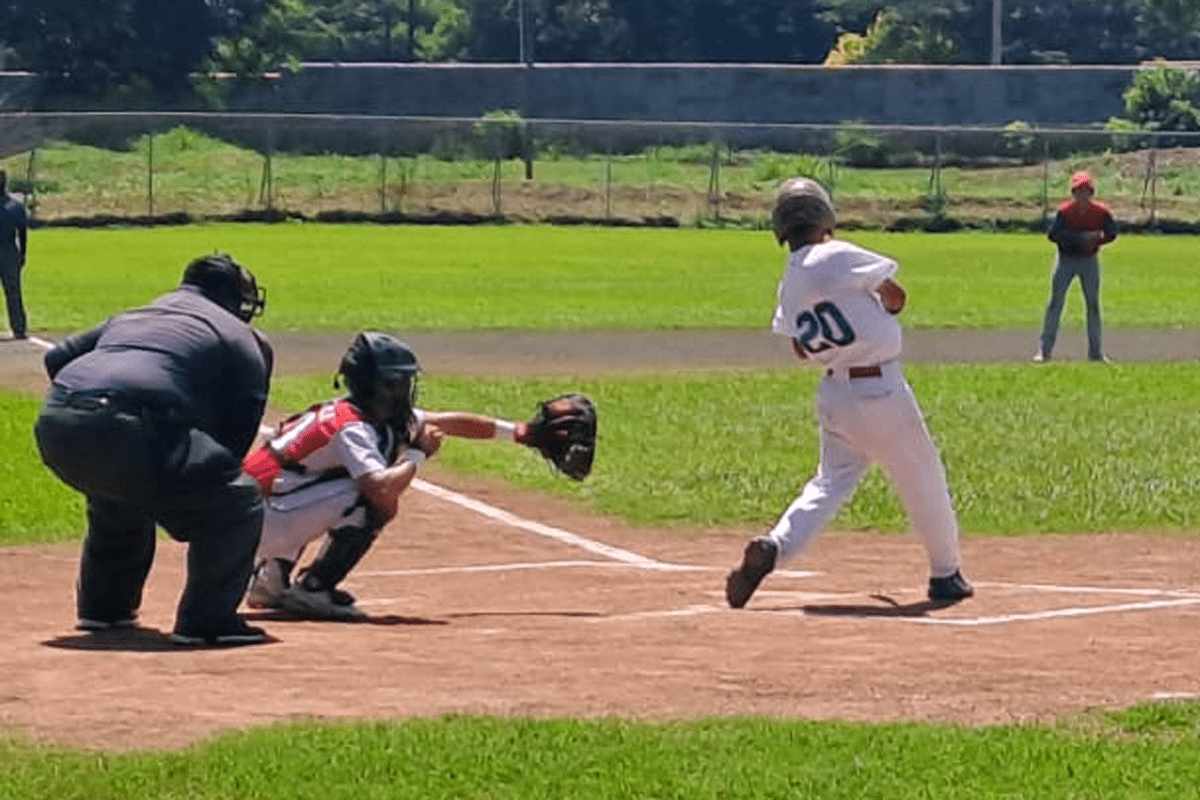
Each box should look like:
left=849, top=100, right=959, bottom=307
left=978, top=581, right=1200, bottom=598
left=411, top=478, right=685, bottom=570
left=911, top=596, right=1200, bottom=626
left=360, top=560, right=710, bottom=578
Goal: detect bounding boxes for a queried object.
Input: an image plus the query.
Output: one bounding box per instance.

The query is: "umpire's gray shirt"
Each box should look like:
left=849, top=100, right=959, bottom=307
left=45, top=286, right=273, bottom=460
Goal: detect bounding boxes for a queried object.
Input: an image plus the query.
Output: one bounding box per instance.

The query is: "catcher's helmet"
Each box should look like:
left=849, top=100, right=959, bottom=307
left=771, top=178, right=836, bottom=245
left=338, top=332, right=420, bottom=426
left=182, top=253, right=266, bottom=322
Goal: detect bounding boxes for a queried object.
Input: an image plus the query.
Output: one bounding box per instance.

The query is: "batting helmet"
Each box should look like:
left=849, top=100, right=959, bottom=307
left=337, top=332, right=420, bottom=427
left=182, top=253, right=266, bottom=322
left=771, top=178, right=836, bottom=245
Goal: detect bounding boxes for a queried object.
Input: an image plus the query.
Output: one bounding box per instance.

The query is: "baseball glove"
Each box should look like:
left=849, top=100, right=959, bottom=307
left=518, top=393, right=597, bottom=480
left=1057, top=229, right=1100, bottom=257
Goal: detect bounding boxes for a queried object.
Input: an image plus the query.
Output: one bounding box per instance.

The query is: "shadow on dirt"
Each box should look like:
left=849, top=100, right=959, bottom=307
left=42, top=627, right=282, bottom=652
left=242, top=610, right=448, bottom=626
left=797, top=595, right=965, bottom=618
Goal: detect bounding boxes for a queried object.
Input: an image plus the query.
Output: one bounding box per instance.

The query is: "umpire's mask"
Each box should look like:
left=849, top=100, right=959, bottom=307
left=182, top=253, right=267, bottom=322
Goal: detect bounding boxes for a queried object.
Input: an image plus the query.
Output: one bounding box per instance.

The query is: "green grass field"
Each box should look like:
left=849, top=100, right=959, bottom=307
left=5, top=224, right=1200, bottom=796
left=5, top=707, right=1200, bottom=799
left=20, top=224, right=1200, bottom=332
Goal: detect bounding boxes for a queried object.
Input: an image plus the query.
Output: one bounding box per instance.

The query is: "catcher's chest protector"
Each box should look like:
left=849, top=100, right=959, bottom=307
left=245, top=399, right=386, bottom=495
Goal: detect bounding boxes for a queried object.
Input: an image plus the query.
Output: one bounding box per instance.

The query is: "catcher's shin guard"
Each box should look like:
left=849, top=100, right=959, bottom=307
left=299, top=525, right=380, bottom=592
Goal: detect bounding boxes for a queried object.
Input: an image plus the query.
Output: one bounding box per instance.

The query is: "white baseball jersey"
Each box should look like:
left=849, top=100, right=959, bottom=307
left=771, top=239, right=901, bottom=369
left=762, top=239, right=964, bottom=581
left=246, top=399, right=426, bottom=564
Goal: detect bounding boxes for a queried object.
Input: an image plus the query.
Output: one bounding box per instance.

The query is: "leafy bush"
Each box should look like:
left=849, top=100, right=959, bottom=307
left=1001, top=121, right=1037, bottom=160
left=833, top=121, right=911, bottom=167
left=1121, top=62, right=1200, bottom=132
left=753, top=153, right=834, bottom=186
left=1104, top=116, right=1153, bottom=153
left=473, top=109, right=526, bottom=160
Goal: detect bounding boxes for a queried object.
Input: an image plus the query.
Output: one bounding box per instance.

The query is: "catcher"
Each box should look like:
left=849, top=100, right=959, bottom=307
left=243, top=331, right=596, bottom=620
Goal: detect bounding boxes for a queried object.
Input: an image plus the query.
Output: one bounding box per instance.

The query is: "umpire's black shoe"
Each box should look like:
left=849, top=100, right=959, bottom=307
left=725, top=537, right=778, bottom=609
left=170, top=620, right=270, bottom=647
left=76, top=616, right=138, bottom=632
left=928, top=570, right=974, bottom=603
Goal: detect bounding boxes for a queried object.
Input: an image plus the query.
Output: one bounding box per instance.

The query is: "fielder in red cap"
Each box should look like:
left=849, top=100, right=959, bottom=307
left=1034, top=170, right=1118, bottom=362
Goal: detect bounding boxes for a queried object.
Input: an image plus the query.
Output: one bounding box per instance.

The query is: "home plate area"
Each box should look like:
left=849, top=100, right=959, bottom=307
left=336, top=478, right=1200, bottom=631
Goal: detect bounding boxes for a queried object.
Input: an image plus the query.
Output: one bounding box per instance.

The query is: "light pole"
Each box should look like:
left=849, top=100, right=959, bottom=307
left=408, top=0, right=416, bottom=61
left=991, top=0, right=1002, bottom=64
left=518, top=0, right=534, bottom=64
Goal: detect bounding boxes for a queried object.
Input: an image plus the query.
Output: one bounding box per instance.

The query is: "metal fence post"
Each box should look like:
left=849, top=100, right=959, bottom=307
left=24, top=148, right=36, bottom=220
left=147, top=131, right=154, bottom=217
left=707, top=139, right=722, bottom=223
left=604, top=152, right=613, bottom=220
left=379, top=154, right=388, bottom=213
left=259, top=120, right=274, bottom=210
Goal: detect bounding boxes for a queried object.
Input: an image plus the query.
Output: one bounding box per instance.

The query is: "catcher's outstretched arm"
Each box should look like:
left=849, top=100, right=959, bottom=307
left=423, top=411, right=525, bottom=441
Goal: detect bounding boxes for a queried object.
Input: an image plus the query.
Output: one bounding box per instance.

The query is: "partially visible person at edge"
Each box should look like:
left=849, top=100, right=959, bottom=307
left=34, top=254, right=274, bottom=647
left=0, top=169, right=29, bottom=340
left=1035, top=170, right=1118, bottom=363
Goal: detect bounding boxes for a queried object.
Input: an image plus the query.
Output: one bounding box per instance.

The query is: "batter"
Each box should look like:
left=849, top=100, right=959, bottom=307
left=725, top=178, right=973, bottom=608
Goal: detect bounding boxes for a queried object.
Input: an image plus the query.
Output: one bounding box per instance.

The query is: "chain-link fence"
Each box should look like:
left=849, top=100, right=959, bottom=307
left=3, top=111, right=1200, bottom=231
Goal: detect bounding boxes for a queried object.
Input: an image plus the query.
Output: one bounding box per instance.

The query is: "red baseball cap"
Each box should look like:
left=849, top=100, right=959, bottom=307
left=1070, top=170, right=1094, bottom=190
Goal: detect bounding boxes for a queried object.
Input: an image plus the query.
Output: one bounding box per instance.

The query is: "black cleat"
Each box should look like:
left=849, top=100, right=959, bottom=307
left=928, top=570, right=974, bottom=603
left=170, top=620, right=270, bottom=647
left=725, top=537, right=778, bottom=608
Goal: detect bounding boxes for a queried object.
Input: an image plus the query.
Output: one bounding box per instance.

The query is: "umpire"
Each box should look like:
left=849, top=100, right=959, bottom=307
left=34, top=254, right=274, bottom=646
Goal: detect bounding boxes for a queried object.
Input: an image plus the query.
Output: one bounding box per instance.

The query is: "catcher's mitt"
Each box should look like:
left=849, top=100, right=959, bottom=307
left=518, top=393, right=597, bottom=480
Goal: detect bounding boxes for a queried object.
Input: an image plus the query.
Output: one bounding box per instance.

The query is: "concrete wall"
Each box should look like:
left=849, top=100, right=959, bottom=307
left=224, top=63, right=1140, bottom=126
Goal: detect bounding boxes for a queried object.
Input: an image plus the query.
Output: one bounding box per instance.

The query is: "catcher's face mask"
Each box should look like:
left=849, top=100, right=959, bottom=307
left=373, top=372, right=418, bottom=429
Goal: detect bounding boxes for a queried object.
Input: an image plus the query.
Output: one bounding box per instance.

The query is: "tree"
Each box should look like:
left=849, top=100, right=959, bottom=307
left=456, top=0, right=833, bottom=63
left=205, top=0, right=313, bottom=79
left=0, top=0, right=264, bottom=99
left=824, top=8, right=956, bottom=64
left=817, top=0, right=1200, bottom=65
left=819, top=0, right=974, bottom=64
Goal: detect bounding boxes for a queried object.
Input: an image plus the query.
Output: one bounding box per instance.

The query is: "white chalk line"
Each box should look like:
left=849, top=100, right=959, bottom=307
left=596, top=596, right=1200, bottom=626
left=411, top=477, right=688, bottom=570
left=358, top=559, right=709, bottom=578
left=911, top=597, right=1200, bottom=626
left=977, top=581, right=1200, bottom=598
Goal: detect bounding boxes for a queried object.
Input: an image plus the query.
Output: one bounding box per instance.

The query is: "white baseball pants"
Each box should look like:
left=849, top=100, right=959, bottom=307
left=766, top=360, right=962, bottom=579
left=255, top=476, right=369, bottom=564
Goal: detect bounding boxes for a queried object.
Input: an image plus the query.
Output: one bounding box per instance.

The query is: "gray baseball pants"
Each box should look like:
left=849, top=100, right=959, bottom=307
left=1039, top=254, right=1103, bottom=360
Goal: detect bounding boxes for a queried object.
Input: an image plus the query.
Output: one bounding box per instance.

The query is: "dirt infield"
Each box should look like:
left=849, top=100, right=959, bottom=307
left=3, top=328, right=1200, bottom=752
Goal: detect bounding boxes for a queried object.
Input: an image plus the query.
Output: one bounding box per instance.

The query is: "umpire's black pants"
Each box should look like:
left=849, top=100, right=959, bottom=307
left=34, top=389, right=263, bottom=637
